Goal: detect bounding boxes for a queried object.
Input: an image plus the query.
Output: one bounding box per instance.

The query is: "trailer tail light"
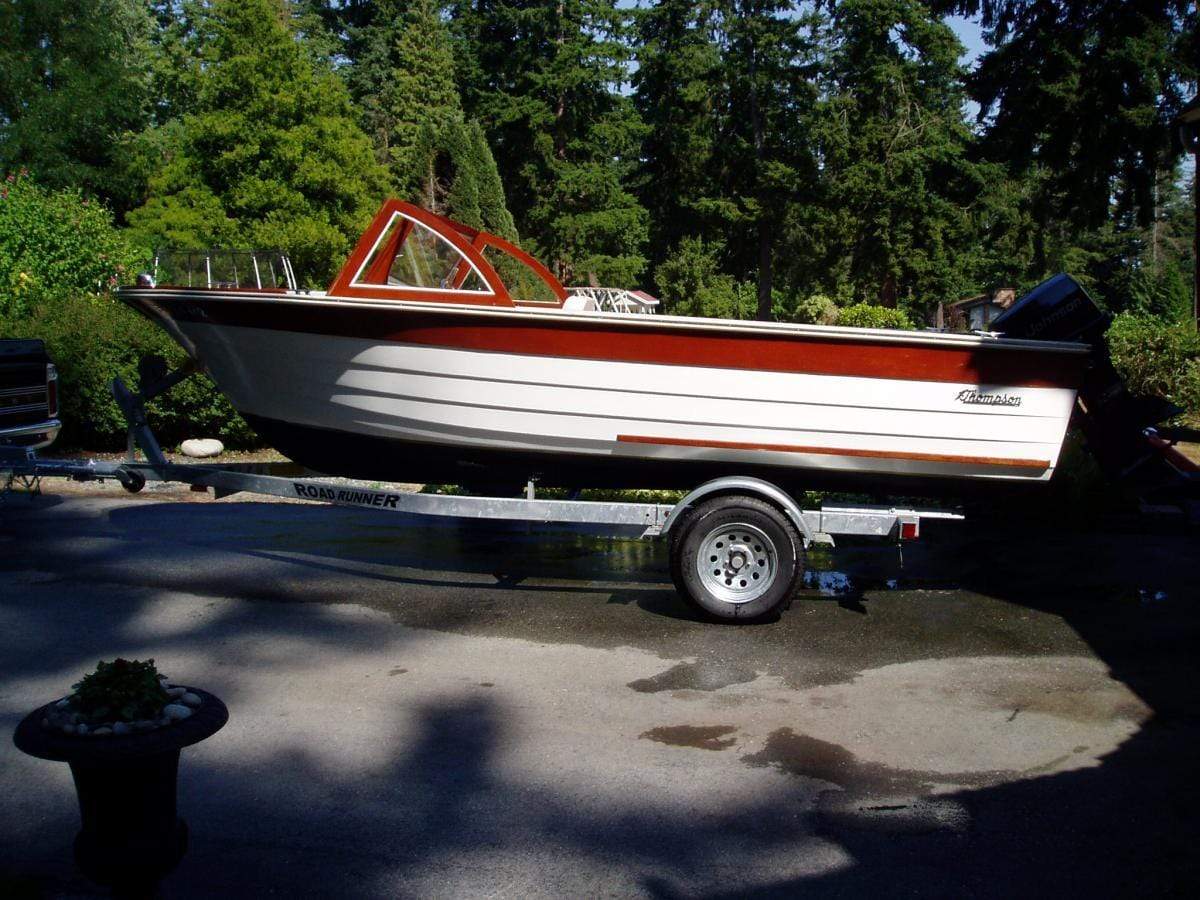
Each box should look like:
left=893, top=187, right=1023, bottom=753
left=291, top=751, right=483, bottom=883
left=46, top=363, right=59, bottom=417
left=899, top=519, right=919, bottom=541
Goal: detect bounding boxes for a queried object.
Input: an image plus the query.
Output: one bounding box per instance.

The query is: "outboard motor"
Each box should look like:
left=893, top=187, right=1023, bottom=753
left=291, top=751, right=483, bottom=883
left=993, top=275, right=1199, bottom=503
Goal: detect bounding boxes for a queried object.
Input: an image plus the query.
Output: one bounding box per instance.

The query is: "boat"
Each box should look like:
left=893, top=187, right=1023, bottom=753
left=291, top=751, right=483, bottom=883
left=118, top=199, right=1099, bottom=494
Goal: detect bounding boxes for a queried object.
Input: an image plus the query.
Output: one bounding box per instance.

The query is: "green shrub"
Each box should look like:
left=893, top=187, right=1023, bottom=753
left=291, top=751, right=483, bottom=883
left=788, top=292, right=839, bottom=325
left=835, top=303, right=914, bottom=330
left=0, top=173, right=144, bottom=319
left=4, top=292, right=258, bottom=449
left=0, top=175, right=259, bottom=449
left=1106, top=312, right=1200, bottom=421
left=654, top=237, right=756, bottom=319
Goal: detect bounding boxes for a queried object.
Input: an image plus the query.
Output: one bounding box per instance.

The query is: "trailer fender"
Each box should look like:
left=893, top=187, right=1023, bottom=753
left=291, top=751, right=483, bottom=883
left=663, top=477, right=813, bottom=542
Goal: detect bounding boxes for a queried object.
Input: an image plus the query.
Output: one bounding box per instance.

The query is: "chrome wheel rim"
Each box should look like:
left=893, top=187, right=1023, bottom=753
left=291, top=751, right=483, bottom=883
left=695, top=522, right=778, bottom=604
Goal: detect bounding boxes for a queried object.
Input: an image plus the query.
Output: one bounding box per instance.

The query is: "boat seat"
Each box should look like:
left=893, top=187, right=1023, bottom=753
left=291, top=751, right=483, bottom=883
left=562, top=295, right=597, bottom=312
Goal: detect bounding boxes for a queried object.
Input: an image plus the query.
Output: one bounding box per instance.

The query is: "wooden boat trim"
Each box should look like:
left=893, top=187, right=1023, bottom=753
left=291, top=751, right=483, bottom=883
left=617, top=434, right=1051, bottom=470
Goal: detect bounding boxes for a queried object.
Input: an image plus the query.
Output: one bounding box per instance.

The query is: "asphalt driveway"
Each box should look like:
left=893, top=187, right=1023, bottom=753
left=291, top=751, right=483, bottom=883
left=1, top=488, right=1197, bottom=897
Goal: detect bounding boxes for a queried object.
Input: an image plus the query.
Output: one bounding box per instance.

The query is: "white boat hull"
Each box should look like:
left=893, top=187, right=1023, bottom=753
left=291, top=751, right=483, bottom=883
left=177, top=319, right=1077, bottom=486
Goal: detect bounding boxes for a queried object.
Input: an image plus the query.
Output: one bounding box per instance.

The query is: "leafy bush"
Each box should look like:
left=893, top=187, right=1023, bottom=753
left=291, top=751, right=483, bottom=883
left=0, top=173, right=144, bottom=318
left=835, top=303, right=914, bottom=330
left=1106, top=312, right=1200, bottom=421
left=654, top=237, right=756, bottom=319
left=4, top=292, right=258, bottom=449
left=0, top=175, right=259, bottom=449
left=788, top=292, right=839, bottom=325
left=71, top=658, right=170, bottom=724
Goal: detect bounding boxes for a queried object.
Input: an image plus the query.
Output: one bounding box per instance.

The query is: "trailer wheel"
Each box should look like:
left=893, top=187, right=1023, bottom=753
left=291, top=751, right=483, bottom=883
left=669, top=495, right=803, bottom=622
left=117, top=469, right=146, bottom=494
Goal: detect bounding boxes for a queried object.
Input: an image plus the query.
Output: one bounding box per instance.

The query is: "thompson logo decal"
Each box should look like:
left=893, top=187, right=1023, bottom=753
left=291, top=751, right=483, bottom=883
left=293, top=482, right=402, bottom=509
left=956, top=389, right=1022, bottom=407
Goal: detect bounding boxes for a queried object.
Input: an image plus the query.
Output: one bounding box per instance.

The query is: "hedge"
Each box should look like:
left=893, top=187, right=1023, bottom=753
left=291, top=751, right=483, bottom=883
left=1106, top=312, right=1200, bottom=423
left=835, top=303, right=914, bottom=330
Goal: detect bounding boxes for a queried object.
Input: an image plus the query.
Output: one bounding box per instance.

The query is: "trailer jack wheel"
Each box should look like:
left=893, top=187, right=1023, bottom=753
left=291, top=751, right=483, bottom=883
left=117, top=468, right=146, bottom=494
left=669, top=495, right=803, bottom=622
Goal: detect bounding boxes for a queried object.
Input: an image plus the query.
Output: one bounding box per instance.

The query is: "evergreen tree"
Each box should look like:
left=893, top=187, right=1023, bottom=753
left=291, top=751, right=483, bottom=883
left=405, top=118, right=518, bottom=239
left=0, top=0, right=153, bottom=213
left=632, top=0, right=723, bottom=269
left=126, top=0, right=390, bottom=285
left=710, top=0, right=818, bottom=319
left=449, top=0, right=648, bottom=286
left=798, top=0, right=987, bottom=314
left=332, top=0, right=518, bottom=239
left=931, top=1, right=1196, bottom=264
left=633, top=1, right=817, bottom=318
left=348, top=0, right=463, bottom=177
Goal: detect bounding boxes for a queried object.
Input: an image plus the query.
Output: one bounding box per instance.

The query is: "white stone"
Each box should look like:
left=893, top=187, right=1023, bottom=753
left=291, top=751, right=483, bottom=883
left=180, top=438, right=224, bottom=458
left=133, top=720, right=155, bottom=731
left=92, top=727, right=112, bottom=736
left=41, top=718, right=50, bottom=730
left=163, top=704, right=192, bottom=721
left=166, top=686, right=187, bottom=698
left=61, top=724, right=75, bottom=735
left=181, top=692, right=201, bottom=707
left=76, top=723, right=88, bottom=735
left=112, top=722, right=132, bottom=735
left=55, top=699, right=71, bottom=709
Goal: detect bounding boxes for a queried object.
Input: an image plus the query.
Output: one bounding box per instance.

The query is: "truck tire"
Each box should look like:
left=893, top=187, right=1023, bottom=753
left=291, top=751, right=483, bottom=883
left=669, top=494, right=803, bottom=622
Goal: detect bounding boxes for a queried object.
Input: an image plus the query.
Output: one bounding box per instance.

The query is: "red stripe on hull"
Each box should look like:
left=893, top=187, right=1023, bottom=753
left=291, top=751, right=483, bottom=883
left=137, top=294, right=1086, bottom=388
left=616, top=434, right=1050, bottom=470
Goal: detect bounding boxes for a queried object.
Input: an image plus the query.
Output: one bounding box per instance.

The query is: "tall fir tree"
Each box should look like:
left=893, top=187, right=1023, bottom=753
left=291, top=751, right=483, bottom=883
left=0, top=0, right=154, bottom=213
left=126, top=0, right=390, bottom=284
left=634, top=1, right=817, bottom=318
left=338, top=0, right=517, bottom=239
left=349, top=0, right=462, bottom=176
left=632, top=0, right=723, bottom=270
left=798, top=0, right=987, bottom=313
left=931, top=0, right=1196, bottom=274
left=448, top=0, right=648, bottom=287
left=710, top=0, right=818, bottom=319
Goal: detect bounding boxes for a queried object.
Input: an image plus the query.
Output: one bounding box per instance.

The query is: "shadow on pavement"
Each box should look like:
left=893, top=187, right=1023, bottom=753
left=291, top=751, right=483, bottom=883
left=1, top=496, right=1197, bottom=896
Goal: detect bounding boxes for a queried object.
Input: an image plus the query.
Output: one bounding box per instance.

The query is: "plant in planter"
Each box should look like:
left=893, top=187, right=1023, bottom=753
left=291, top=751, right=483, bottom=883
left=13, top=658, right=228, bottom=896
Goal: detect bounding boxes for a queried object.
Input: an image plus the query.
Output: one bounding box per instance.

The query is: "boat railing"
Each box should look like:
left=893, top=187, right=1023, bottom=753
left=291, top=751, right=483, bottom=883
left=565, top=287, right=659, bottom=314
left=151, top=250, right=297, bottom=292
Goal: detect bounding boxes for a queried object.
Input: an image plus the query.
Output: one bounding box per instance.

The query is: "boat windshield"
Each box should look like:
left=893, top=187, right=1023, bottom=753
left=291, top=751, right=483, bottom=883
left=355, top=214, right=491, bottom=293
left=330, top=201, right=571, bottom=307
left=326, top=200, right=658, bottom=313
left=479, top=244, right=561, bottom=304
left=153, top=250, right=296, bottom=291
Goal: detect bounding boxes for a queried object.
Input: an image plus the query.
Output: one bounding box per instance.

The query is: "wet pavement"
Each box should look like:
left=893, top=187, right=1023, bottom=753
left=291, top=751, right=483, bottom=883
left=1, top=489, right=1198, bottom=897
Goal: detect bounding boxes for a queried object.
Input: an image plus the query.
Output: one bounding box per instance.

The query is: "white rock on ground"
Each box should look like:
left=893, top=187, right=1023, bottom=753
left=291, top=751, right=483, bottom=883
left=180, top=438, right=224, bottom=458
left=163, top=704, right=192, bottom=721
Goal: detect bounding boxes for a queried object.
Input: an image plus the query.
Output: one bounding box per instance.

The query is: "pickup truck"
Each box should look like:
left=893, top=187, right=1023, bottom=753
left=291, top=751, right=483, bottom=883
left=0, top=339, right=60, bottom=450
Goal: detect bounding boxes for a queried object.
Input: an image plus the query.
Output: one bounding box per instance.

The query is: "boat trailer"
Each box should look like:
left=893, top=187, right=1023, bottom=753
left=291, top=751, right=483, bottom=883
left=0, top=366, right=967, bottom=621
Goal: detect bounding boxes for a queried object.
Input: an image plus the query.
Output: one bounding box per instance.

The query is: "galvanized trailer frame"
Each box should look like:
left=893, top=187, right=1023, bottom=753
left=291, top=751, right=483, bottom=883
left=0, top=447, right=961, bottom=544
left=2, top=368, right=963, bottom=619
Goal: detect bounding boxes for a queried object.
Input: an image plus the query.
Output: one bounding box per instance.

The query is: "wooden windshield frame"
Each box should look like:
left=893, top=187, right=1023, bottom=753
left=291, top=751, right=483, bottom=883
left=328, top=200, right=568, bottom=307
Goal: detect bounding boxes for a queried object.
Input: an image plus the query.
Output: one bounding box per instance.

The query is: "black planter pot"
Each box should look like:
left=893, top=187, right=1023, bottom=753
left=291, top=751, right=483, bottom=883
left=13, top=688, right=228, bottom=897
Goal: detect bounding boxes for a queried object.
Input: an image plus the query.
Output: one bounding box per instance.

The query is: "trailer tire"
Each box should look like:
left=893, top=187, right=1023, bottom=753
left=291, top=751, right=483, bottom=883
left=669, top=495, right=803, bottom=622
left=118, top=469, right=146, bottom=494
